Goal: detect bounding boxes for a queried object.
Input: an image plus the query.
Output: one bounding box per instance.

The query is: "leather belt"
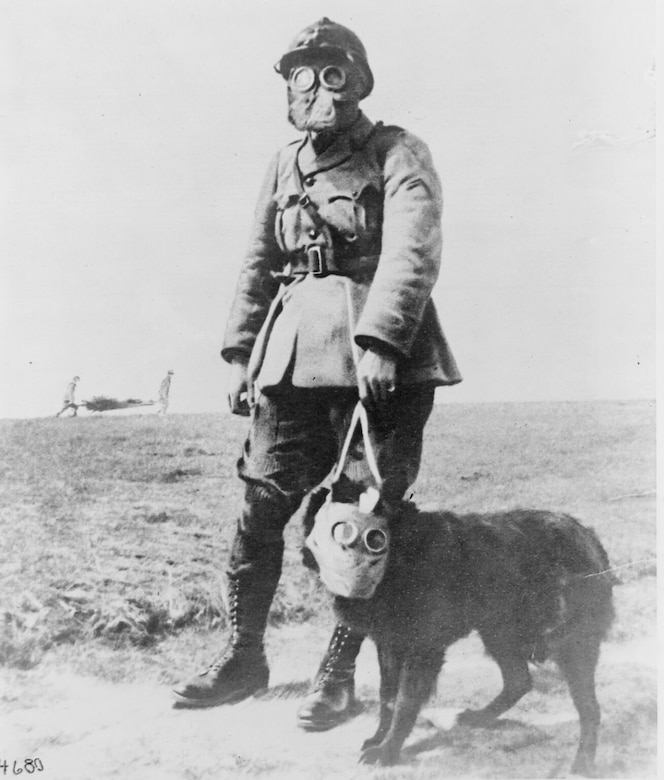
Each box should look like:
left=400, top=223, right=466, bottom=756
left=276, top=246, right=379, bottom=280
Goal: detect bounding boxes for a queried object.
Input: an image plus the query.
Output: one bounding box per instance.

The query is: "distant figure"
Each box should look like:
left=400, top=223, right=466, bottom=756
left=55, top=376, right=80, bottom=417
left=158, top=370, right=174, bottom=416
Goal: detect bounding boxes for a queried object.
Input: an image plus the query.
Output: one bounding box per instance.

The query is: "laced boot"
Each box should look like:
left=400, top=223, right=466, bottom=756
left=171, top=517, right=287, bottom=709
left=172, top=574, right=271, bottom=708
left=297, top=624, right=364, bottom=730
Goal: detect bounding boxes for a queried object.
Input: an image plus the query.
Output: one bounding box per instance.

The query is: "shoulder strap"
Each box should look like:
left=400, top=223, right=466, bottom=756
left=291, top=139, right=328, bottom=232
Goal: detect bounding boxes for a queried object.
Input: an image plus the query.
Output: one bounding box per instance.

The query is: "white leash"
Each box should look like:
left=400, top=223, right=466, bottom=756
left=331, top=399, right=383, bottom=489
left=329, top=278, right=384, bottom=490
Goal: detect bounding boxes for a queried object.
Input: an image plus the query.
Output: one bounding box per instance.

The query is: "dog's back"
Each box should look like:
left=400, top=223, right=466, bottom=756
left=337, top=508, right=614, bottom=653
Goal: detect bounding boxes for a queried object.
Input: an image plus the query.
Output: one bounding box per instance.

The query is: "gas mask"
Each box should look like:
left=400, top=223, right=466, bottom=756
left=305, top=487, right=390, bottom=599
left=304, top=398, right=390, bottom=599
left=287, top=59, right=365, bottom=133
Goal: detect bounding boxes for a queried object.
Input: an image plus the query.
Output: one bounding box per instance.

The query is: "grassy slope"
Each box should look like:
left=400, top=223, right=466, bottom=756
left=0, top=400, right=655, bottom=667
left=0, top=400, right=657, bottom=778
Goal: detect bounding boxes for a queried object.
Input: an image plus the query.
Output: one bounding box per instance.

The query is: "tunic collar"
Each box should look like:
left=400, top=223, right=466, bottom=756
left=297, top=112, right=375, bottom=175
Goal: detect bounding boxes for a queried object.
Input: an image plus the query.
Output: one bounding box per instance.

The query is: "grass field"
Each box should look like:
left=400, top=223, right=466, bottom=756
left=0, top=400, right=657, bottom=779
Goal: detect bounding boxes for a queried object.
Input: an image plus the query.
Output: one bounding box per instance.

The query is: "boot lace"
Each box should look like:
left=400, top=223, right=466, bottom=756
left=206, top=585, right=242, bottom=672
left=313, top=627, right=354, bottom=691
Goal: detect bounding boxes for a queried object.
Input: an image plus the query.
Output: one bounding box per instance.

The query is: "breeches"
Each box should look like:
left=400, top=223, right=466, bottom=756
left=236, top=384, right=435, bottom=540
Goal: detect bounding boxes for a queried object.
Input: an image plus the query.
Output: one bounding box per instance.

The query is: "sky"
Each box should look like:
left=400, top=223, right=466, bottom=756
left=1, top=0, right=656, bottom=418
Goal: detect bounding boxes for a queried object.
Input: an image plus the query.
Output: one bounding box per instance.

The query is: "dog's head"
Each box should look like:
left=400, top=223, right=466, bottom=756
left=298, top=477, right=397, bottom=599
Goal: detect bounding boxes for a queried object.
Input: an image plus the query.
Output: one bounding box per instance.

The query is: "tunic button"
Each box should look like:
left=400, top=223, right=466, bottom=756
left=308, top=229, right=318, bottom=239
left=304, top=177, right=315, bottom=187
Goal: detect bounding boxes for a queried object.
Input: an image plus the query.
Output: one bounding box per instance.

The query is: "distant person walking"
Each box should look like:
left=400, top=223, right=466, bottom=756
left=158, top=370, right=174, bottom=416
left=55, top=376, right=80, bottom=417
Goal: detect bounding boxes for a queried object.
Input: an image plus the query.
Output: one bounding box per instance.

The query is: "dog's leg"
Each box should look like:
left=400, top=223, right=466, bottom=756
left=554, top=636, right=602, bottom=777
left=359, top=650, right=442, bottom=766
left=458, top=635, right=532, bottom=726
left=362, top=643, right=403, bottom=750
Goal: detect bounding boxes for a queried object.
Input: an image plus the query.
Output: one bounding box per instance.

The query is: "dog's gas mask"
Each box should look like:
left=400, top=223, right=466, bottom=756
left=305, top=486, right=390, bottom=599
left=304, top=401, right=391, bottom=599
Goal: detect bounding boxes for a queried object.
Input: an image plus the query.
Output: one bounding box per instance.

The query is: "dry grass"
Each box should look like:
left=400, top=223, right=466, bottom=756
left=0, top=400, right=655, bottom=671
left=0, top=413, right=328, bottom=668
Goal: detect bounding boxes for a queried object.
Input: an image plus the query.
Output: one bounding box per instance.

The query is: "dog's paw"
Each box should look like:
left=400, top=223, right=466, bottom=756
left=456, top=708, right=494, bottom=727
left=359, top=744, right=398, bottom=766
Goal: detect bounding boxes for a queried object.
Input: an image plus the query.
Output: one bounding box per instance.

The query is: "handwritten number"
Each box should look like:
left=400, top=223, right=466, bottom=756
left=0, top=761, right=42, bottom=776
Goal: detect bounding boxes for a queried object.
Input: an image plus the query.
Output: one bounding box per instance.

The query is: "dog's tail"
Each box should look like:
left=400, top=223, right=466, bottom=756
left=521, top=514, right=617, bottom=662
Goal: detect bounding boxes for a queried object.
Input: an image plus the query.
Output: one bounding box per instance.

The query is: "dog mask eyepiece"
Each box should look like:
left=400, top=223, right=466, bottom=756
left=363, top=527, right=388, bottom=554
left=305, top=495, right=390, bottom=599
left=332, top=520, right=359, bottom=546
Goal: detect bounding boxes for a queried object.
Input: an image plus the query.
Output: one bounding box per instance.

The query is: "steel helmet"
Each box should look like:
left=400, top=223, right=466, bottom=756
left=275, top=17, right=374, bottom=100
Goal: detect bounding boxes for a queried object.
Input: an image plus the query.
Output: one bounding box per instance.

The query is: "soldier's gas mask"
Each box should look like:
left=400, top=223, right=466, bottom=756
left=286, top=54, right=366, bottom=134
left=275, top=18, right=373, bottom=136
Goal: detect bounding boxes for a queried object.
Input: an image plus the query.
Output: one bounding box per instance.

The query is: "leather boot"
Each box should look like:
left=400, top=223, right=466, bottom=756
left=173, top=530, right=282, bottom=708
left=297, top=624, right=364, bottom=730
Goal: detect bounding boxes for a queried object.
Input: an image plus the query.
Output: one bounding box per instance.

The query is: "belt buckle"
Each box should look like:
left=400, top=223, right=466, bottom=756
left=307, top=245, right=326, bottom=276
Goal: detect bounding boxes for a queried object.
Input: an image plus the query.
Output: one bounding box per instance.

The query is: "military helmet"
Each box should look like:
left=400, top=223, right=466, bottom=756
left=275, top=17, right=374, bottom=100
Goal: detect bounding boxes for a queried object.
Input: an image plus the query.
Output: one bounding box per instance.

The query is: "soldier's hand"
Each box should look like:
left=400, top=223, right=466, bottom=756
left=357, top=347, right=397, bottom=409
left=227, top=360, right=253, bottom=416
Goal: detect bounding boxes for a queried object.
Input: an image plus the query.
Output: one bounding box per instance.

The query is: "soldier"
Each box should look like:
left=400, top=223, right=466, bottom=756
left=173, top=18, right=462, bottom=730
left=55, top=376, right=80, bottom=417
left=158, top=370, right=174, bottom=416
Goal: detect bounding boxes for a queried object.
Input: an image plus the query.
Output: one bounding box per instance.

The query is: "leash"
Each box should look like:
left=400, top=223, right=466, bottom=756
left=331, top=398, right=383, bottom=490
left=329, top=276, right=384, bottom=491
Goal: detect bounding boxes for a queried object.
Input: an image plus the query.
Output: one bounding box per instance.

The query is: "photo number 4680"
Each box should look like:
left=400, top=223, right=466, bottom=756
left=0, top=760, right=44, bottom=775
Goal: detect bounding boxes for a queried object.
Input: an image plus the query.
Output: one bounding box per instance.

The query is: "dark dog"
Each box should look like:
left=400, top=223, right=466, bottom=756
left=301, top=489, right=616, bottom=776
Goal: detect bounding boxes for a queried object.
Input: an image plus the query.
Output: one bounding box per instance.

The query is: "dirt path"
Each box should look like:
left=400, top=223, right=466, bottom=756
left=1, top=631, right=657, bottom=780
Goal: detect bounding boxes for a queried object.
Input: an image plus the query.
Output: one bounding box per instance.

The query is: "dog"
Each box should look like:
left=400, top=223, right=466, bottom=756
left=300, top=486, right=616, bottom=776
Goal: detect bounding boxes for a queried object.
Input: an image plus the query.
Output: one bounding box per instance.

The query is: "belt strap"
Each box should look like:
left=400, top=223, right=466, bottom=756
left=277, top=249, right=379, bottom=280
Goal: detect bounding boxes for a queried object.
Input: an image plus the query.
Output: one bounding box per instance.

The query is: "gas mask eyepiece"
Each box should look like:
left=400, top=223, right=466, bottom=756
left=332, top=520, right=359, bottom=546
left=363, top=527, right=388, bottom=554
left=330, top=520, right=389, bottom=554
left=289, top=64, right=348, bottom=93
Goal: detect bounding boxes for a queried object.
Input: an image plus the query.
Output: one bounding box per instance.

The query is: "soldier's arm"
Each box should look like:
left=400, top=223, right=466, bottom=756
left=355, top=131, right=443, bottom=360
left=221, top=153, right=282, bottom=364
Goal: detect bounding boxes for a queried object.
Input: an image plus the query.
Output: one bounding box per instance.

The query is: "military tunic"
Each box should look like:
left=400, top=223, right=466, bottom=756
left=223, top=112, right=461, bottom=391
left=223, top=112, right=461, bottom=516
